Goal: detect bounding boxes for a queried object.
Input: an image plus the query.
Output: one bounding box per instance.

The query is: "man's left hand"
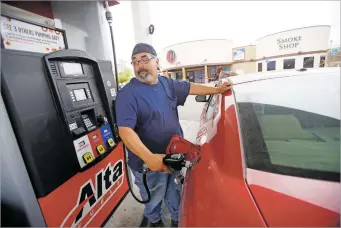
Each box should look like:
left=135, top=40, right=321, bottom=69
left=189, top=80, right=233, bottom=95
left=217, top=81, right=232, bottom=94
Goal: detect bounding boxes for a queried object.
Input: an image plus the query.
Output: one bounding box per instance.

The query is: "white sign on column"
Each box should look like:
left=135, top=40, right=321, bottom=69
left=1, top=16, right=66, bottom=53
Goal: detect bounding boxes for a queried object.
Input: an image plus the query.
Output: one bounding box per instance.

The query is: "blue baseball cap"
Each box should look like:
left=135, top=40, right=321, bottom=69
left=131, top=43, right=157, bottom=57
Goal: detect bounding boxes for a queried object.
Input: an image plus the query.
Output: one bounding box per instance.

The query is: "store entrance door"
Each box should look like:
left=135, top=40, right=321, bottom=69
left=187, top=71, right=195, bottom=82
left=176, top=72, right=183, bottom=80
left=193, top=70, right=205, bottom=83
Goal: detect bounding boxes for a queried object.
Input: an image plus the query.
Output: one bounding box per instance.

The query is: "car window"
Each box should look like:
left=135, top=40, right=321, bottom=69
left=205, top=94, right=218, bottom=121
left=234, top=73, right=340, bottom=182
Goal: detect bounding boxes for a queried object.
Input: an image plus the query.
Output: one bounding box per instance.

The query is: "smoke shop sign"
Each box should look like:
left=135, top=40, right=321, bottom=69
left=277, top=36, right=301, bottom=50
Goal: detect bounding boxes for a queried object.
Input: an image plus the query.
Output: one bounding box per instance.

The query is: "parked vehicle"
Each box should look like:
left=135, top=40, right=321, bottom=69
left=180, top=68, right=340, bottom=227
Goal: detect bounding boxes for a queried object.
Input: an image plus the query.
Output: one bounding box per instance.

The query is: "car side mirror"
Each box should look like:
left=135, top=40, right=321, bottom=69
left=195, top=95, right=208, bottom=102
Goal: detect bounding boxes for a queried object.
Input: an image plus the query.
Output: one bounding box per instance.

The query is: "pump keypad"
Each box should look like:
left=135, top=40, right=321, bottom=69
left=82, top=114, right=95, bottom=131
left=84, top=119, right=92, bottom=128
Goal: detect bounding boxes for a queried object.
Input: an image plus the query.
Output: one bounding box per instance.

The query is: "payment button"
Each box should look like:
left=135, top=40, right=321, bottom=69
left=96, top=145, right=106, bottom=155
left=83, top=152, right=94, bottom=164
left=107, top=138, right=115, bottom=147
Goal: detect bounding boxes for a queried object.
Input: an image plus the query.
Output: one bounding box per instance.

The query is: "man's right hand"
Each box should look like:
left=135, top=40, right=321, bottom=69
left=117, top=127, right=172, bottom=173
left=145, top=154, right=172, bottom=173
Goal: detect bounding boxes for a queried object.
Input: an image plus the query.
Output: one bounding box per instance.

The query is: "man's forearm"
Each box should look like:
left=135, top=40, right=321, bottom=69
left=189, top=83, right=219, bottom=95
left=118, top=127, right=153, bottom=162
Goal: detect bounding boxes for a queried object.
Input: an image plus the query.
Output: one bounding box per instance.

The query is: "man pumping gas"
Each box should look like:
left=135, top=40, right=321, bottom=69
left=115, top=43, right=232, bottom=227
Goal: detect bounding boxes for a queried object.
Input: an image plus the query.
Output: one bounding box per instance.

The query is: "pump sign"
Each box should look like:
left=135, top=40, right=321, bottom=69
left=38, top=145, right=128, bottom=227
left=233, top=48, right=245, bottom=61
left=1, top=16, right=66, bottom=53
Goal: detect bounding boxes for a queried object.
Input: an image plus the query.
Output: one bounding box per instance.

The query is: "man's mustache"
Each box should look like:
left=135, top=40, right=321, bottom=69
left=137, top=69, right=148, bottom=73
left=137, top=69, right=149, bottom=74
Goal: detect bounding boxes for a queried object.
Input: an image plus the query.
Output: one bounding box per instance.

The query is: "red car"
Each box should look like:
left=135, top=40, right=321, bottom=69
left=180, top=68, right=340, bottom=227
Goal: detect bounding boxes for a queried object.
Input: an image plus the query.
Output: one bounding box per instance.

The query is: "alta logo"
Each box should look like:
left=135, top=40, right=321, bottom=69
left=61, top=160, right=124, bottom=227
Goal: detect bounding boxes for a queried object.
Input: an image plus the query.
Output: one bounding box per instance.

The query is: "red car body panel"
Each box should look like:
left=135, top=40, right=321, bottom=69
left=180, top=91, right=266, bottom=227
left=180, top=71, right=340, bottom=226
left=249, top=185, right=340, bottom=227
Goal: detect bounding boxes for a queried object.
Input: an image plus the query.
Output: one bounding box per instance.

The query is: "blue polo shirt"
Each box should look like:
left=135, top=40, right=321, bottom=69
left=115, top=75, right=190, bottom=172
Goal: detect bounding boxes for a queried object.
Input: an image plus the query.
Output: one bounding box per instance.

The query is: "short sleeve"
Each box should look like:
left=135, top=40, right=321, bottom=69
left=170, top=79, right=190, bottom=106
left=115, top=90, right=138, bottom=129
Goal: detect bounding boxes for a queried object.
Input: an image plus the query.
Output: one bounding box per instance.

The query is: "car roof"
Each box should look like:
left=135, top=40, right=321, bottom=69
left=228, top=68, right=340, bottom=85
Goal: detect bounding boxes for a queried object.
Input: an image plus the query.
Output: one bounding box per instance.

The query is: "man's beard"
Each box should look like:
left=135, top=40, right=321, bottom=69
left=136, top=69, right=154, bottom=83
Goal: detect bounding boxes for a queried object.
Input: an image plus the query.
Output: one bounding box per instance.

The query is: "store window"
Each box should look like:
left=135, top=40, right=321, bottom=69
left=194, top=70, right=205, bottom=83
left=187, top=71, right=195, bottom=82
left=283, top=58, right=295, bottom=69
left=210, top=67, right=216, bottom=76
left=303, top=57, right=314, bottom=68
left=209, top=68, right=217, bottom=82
left=175, top=72, right=182, bottom=80
left=258, top=63, right=262, bottom=72
left=267, top=61, right=276, bottom=71
left=320, top=56, right=326, bottom=67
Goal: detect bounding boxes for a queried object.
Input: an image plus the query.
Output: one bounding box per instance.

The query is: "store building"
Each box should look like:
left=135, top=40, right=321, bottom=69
left=159, top=25, right=336, bottom=82
left=159, top=39, right=235, bottom=83
left=231, top=45, right=257, bottom=74
left=326, top=47, right=341, bottom=67
left=256, top=25, right=331, bottom=72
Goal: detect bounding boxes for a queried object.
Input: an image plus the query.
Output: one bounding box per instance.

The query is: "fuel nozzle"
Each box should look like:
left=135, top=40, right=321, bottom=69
left=163, top=153, right=194, bottom=171
left=163, top=153, right=191, bottom=185
left=163, top=153, right=186, bottom=172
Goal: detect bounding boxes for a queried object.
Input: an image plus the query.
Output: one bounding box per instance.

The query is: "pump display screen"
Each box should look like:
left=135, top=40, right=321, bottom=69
left=63, top=62, right=83, bottom=75
left=73, top=89, right=87, bottom=101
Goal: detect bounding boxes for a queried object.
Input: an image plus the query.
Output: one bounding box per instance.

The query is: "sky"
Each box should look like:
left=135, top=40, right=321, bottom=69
left=111, top=1, right=340, bottom=64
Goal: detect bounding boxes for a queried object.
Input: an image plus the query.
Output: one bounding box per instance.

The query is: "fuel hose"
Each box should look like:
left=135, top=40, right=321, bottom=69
left=104, top=1, right=151, bottom=205
left=123, top=144, right=151, bottom=204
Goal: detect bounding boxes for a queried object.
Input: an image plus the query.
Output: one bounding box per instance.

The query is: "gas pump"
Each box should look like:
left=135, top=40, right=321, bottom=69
left=1, top=48, right=128, bottom=227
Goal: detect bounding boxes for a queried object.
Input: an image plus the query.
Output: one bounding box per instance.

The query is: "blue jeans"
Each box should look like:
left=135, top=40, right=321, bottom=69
left=131, top=169, right=182, bottom=223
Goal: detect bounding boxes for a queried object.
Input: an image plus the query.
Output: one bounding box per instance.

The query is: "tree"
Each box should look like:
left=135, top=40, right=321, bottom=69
left=118, top=67, right=133, bottom=84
